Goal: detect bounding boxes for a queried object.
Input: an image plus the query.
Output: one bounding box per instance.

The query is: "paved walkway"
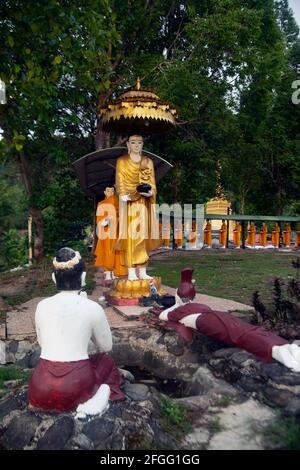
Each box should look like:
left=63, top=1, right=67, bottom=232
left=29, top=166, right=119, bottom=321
left=2, top=279, right=253, bottom=342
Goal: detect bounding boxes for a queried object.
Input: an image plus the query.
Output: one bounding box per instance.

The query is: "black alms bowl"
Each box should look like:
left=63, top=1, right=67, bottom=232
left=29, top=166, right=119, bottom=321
left=137, top=183, right=152, bottom=193
left=159, top=295, right=176, bottom=308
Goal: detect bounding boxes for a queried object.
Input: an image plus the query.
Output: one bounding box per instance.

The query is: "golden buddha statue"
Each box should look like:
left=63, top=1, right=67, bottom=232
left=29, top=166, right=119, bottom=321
left=114, top=135, right=160, bottom=280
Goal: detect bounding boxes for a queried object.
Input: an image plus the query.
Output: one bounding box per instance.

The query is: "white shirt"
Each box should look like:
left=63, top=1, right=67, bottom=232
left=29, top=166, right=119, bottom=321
left=35, top=292, right=112, bottom=362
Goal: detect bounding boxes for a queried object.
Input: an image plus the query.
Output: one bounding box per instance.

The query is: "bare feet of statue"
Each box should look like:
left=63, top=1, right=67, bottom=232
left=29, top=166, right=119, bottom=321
left=272, top=344, right=300, bottom=372
left=75, top=384, right=110, bottom=419
left=104, top=271, right=113, bottom=281
left=138, top=267, right=153, bottom=280
left=128, top=267, right=139, bottom=281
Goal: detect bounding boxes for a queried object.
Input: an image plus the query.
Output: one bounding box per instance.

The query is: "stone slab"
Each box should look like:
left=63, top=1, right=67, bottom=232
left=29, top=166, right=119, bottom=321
left=112, top=305, right=149, bottom=320
left=104, top=307, right=143, bottom=329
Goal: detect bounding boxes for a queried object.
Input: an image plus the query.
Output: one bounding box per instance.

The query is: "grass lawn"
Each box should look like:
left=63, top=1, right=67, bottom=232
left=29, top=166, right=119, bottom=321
left=149, top=249, right=299, bottom=306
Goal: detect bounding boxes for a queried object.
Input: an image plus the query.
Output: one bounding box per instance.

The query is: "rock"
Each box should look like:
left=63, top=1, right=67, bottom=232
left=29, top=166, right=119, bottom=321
left=8, top=340, right=18, bottom=355
left=183, top=366, right=224, bottom=397
left=27, top=346, right=41, bottom=368
left=0, top=323, right=6, bottom=340
left=118, top=368, right=135, bottom=383
left=166, top=344, right=184, bottom=356
left=3, top=379, right=23, bottom=389
left=69, top=433, right=94, bottom=450
left=138, top=331, right=152, bottom=341
left=82, top=418, right=116, bottom=449
left=0, top=297, right=10, bottom=312
left=0, top=340, right=5, bottom=364
left=264, top=386, right=296, bottom=407
left=37, top=416, right=74, bottom=450
left=0, top=412, right=41, bottom=449
left=207, top=399, right=276, bottom=450
left=124, top=383, right=151, bottom=401
left=0, top=396, right=26, bottom=419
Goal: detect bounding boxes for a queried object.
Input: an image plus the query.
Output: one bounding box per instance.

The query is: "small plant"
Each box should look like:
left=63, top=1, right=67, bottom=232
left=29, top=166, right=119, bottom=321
left=159, top=394, right=192, bottom=437
left=214, top=394, right=233, bottom=408
left=208, top=417, right=223, bottom=434
left=262, top=416, right=300, bottom=450
left=252, top=257, right=300, bottom=339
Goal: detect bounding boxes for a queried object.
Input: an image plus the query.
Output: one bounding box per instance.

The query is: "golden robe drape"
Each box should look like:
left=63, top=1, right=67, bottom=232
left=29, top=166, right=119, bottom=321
left=115, top=155, right=160, bottom=267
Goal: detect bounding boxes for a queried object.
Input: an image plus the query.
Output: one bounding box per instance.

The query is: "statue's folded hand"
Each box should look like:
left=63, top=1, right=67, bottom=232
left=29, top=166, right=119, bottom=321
left=120, top=194, right=131, bottom=202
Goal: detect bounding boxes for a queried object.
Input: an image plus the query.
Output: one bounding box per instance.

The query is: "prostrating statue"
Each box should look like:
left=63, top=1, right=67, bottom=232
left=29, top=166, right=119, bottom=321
left=29, top=248, right=125, bottom=415
left=158, top=268, right=300, bottom=372
left=95, top=185, right=127, bottom=280
left=114, top=135, right=160, bottom=281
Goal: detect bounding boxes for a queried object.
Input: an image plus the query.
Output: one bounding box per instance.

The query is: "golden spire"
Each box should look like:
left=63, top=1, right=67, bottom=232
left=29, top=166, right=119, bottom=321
left=136, top=78, right=141, bottom=90
left=215, top=160, right=226, bottom=200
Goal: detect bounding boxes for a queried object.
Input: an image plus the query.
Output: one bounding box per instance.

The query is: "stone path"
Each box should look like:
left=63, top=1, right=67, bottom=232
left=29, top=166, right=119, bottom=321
left=1, top=279, right=253, bottom=342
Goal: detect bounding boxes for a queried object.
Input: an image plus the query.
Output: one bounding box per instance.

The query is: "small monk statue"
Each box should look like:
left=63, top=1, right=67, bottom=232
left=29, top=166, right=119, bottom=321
left=29, top=248, right=125, bottom=415
left=94, top=185, right=127, bottom=280
left=115, top=135, right=160, bottom=280
left=219, top=220, right=227, bottom=248
left=283, top=223, right=291, bottom=248
left=233, top=222, right=241, bottom=248
left=204, top=219, right=212, bottom=248
left=246, top=222, right=256, bottom=248
left=162, top=222, right=171, bottom=248
left=272, top=222, right=280, bottom=248
left=159, top=268, right=300, bottom=372
left=174, top=222, right=183, bottom=249
left=259, top=223, right=268, bottom=247
left=295, top=225, right=300, bottom=248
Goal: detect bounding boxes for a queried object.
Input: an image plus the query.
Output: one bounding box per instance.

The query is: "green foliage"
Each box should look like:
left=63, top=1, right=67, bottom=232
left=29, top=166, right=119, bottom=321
left=208, top=417, right=223, bottom=434
left=1, top=229, right=27, bottom=268
left=214, top=394, right=233, bottom=408
left=0, top=0, right=299, bottom=263
left=159, top=394, right=192, bottom=437
left=263, top=416, right=300, bottom=450
left=0, top=365, right=32, bottom=389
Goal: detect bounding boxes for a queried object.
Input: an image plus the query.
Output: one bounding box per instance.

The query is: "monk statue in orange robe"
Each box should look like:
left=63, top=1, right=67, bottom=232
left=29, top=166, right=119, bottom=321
left=94, top=186, right=127, bottom=280
left=114, top=135, right=160, bottom=281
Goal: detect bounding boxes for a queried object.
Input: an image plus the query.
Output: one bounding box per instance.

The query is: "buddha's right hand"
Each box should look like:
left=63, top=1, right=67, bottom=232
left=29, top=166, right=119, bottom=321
left=121, top=194, right=131, bottom=202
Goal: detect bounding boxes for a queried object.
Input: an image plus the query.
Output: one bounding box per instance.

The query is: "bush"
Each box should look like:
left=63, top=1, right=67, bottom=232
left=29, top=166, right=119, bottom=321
left=1, top=229, right=28, bottom=269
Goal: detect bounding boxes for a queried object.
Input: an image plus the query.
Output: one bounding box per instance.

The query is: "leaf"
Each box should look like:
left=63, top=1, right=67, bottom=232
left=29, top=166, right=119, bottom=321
left=15, top=143, right=23, bottom=152
left=53, top=56, right=62, bottom=65
left=103, top=79, right=110, bottom=90
left=7, top=36, right=14, bottom=47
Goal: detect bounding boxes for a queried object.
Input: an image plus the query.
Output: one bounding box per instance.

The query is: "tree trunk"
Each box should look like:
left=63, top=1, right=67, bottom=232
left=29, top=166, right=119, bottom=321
left=240, top=193, right=245, bottom=215
left=275, top=188, right=283, bottom=216
left=18, top=150, right=44, bottom=260
left=30, top=207, right=44, bottom=261
left=95, top=94, right=110, bottom=150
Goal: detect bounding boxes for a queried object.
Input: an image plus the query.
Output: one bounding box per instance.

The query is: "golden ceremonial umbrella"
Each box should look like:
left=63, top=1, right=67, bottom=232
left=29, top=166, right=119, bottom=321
left=100, top=80, right=177, bottom=135
left=73, top=147, right=173, bottom=199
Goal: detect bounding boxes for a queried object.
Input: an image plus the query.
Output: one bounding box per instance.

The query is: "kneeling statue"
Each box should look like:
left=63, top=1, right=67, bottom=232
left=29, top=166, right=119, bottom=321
left=29, top=247, right=125, bottom=416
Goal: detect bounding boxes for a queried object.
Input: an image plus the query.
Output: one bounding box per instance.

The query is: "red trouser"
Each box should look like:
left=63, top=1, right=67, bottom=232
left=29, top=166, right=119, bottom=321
left=168, top=303, right=288, bottom=363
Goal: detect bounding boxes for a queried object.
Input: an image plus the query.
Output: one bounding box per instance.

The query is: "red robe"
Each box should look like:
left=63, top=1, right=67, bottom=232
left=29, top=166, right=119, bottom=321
left=29, top=353, right=125, bottom=412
